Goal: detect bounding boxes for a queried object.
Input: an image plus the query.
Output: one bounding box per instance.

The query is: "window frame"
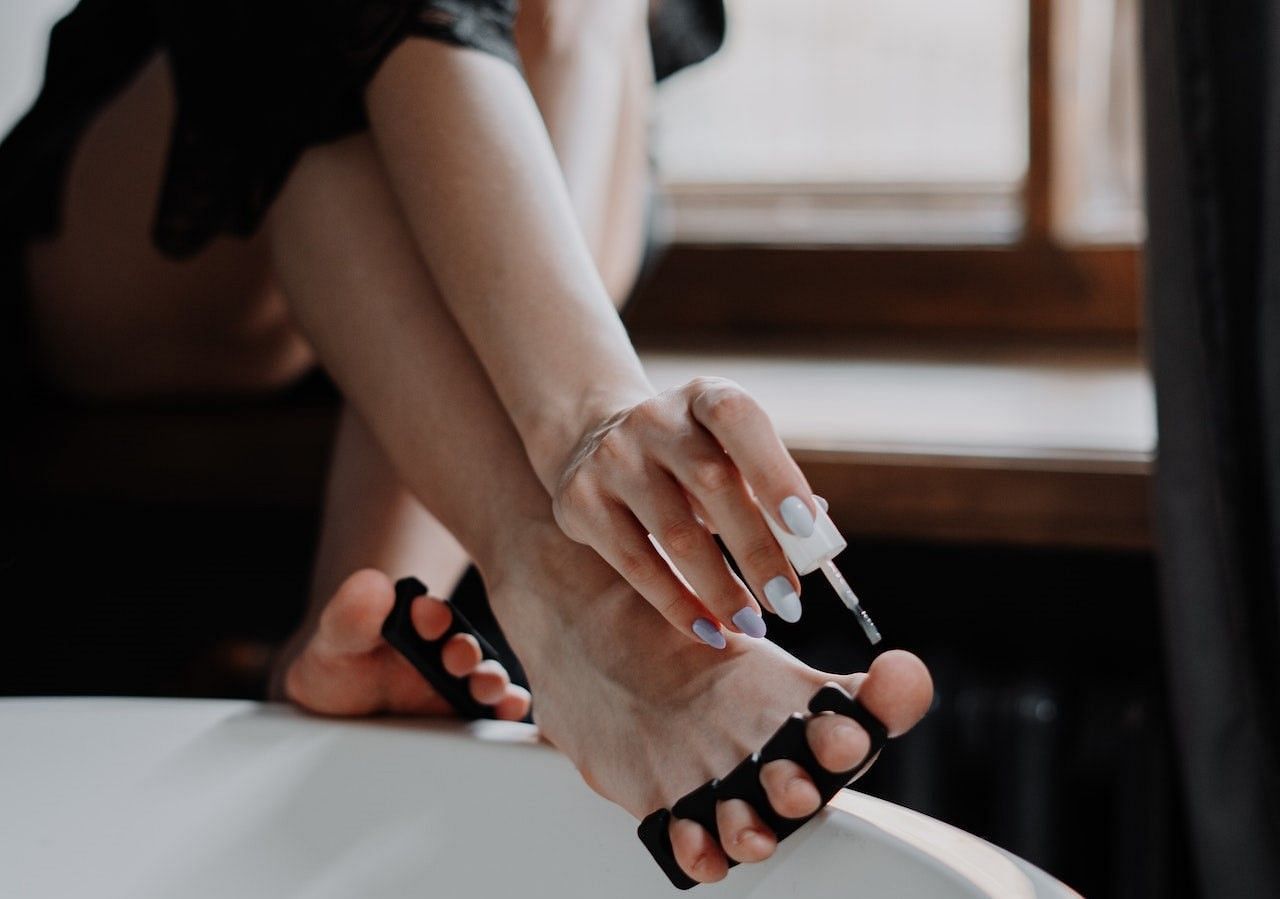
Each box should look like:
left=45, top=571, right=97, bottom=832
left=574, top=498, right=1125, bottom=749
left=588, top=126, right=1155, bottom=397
left=628, top=0, right=1143, bottom=343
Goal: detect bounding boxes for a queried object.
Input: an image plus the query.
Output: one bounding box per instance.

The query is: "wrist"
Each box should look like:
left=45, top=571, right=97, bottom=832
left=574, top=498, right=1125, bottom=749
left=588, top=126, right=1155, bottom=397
left=524, top=377, right=654, bottom=491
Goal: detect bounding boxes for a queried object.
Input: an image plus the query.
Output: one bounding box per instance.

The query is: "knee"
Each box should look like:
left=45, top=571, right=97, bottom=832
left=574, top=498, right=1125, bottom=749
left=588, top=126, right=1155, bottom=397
left=208, top=284, right=319, bottom=393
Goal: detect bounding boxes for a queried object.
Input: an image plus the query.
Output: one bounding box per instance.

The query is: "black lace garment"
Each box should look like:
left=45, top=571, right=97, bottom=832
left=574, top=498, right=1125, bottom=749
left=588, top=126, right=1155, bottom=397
left=0, top=0, right=724, bottom=259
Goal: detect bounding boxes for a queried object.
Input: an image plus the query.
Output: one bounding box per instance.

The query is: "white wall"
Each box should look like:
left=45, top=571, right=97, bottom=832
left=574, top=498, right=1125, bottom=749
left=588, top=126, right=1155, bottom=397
left=0, top=0, right=80, bottom=136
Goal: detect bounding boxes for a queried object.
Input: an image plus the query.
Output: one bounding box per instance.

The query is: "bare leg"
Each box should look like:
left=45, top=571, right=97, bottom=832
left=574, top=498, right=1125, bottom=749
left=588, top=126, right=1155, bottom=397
left=516, top=0, right=653, bottom=298
left=23, top=33, right=934, bottom=884
left=270, top=133, right=933, bottom=883
left=299, top=5, right=654, bottom=646
left=268, top=406, right=476, bottom=706
left=23, top=24, right=652, bottom=712
left=311, top=408, right=470, bottom=605
left=24, top=53, right=528, bottom=720
left=23, top=54, right=312, bottom=399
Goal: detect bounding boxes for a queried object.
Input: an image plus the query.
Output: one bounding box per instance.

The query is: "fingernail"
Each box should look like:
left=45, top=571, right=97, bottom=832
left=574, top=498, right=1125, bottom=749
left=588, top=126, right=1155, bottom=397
left=815, top=494, right=829, bottom=513
left=731, top=606, right=767, bottom=638
left=765, top=576, right=802, bottom=623
left=692, top=617, right=727, bottom=649
left=779, top=495, right=816, bottom=537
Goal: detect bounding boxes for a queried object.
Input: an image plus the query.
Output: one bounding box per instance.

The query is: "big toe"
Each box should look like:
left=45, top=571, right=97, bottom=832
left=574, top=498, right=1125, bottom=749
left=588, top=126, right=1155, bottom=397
left=314, top=569, right=397, bottom=656
left=856, top=649, right=933, bottom=737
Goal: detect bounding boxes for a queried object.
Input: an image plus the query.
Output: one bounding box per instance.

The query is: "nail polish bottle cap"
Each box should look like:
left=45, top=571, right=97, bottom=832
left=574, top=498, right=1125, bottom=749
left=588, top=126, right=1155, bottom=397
left=759, top=497, right=848, bottom=576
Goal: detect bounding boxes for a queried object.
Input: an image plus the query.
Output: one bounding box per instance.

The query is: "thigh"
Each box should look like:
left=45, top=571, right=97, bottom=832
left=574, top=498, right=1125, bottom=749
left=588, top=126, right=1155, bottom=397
left=24, top=53, right=312, bottom=399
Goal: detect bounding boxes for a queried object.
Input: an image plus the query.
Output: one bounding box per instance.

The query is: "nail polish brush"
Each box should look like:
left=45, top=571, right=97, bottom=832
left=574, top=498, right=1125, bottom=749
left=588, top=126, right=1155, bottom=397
left=760, top=497, right=882, bottom=644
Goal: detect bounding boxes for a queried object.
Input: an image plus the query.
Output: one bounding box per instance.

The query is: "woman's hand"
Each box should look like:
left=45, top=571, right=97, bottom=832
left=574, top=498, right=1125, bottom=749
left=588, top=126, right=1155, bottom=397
left=552, top=377, right=817, bottom=647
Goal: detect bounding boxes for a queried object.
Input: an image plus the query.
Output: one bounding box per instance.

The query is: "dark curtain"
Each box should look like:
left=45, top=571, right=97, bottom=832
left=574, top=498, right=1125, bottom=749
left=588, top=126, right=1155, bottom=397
left=1144, top=0, right=1280, bottom=894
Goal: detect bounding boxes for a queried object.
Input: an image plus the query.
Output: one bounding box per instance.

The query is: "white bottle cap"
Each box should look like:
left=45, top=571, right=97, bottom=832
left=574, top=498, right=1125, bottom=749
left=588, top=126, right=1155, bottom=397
left=758, top=496, right=848, bottom=575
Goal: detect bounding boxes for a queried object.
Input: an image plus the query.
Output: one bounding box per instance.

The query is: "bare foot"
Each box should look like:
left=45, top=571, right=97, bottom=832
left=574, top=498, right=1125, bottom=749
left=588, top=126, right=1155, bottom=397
left=487, top=536, right=933, bottom=885
left=281, top=569, right=531, bottom=720
left=281, top=542, right=932, bottom=886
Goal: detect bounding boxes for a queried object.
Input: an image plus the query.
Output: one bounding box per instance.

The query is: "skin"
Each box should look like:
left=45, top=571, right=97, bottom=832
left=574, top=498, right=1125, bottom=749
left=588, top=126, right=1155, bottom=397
left=275, top=128, right=936, bottom=884
left=282, top=4, right=657, bottom=652
left=364, top=36, right=814, bottom=644
left=22, top=4, right=937, bottom=884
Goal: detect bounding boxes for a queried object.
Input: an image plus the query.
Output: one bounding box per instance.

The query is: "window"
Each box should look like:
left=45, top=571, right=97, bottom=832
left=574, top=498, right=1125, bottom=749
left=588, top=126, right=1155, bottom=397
left=656, top=0, right=1028, bottom=244
left=0, top=0, right=78, bottom=134
left=629, top=0, right=1143, bottom=341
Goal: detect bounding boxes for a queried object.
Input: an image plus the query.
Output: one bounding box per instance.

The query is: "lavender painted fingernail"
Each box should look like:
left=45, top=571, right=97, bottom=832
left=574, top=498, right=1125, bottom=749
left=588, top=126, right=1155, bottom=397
left=732, top=606, right=768, bottom=638
left=779, top=495, right=816, bottom=538
left=765, top=576, right=802, bottom=623
left=692, top=617, right=727, bottom=649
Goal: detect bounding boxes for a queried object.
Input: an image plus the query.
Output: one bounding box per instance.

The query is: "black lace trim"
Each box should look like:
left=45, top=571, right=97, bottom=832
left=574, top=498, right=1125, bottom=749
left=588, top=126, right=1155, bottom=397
left=152, top=0, right=522, bottom=257
left=409, top=0, right=521, bottom=68
left=1, top=0, right=723, bottom=261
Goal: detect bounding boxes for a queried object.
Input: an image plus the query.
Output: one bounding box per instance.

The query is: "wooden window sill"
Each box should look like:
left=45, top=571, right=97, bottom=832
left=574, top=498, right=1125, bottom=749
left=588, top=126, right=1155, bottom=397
left=17, top=342, right=1154, bottom=552
left=640, top=341, right=1154, bottom=550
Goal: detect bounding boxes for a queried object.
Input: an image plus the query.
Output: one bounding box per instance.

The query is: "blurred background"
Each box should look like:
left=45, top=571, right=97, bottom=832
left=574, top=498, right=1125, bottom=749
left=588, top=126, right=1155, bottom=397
left=2, top=2, right=1184, bottom=897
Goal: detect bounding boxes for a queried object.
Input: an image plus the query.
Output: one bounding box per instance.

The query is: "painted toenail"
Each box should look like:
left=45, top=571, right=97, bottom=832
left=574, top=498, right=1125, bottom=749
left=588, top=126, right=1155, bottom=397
left=692, top=617, right=727, bottom=649
left=731, top=606, right=767, bottom=638
left=764, top=576, right=802, bottom=623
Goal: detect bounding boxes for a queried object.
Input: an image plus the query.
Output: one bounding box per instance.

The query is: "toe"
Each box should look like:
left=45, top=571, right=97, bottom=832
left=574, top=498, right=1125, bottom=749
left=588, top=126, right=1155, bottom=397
left=441, top=633, right=482, bottom=676
left=669, top=817, right=728, bottom=883
left=492, top=685, right=532, bottom=721
left=854, top=649, right=934, bottom=738
left=806, top=711, right=871, bottom=773
left=315, top=569, right=395, bottom=656
left=715, top=799, right=776, bottom=863
left=759, top=759, right=820, bottom=819
left=410, top=594, right=453, bottom=641
left=467, top=659, right=510, bottom=704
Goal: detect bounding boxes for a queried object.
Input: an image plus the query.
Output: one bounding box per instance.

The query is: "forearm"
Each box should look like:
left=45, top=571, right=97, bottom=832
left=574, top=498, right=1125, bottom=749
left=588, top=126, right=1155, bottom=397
left=365, top=38, right=653, bottom=492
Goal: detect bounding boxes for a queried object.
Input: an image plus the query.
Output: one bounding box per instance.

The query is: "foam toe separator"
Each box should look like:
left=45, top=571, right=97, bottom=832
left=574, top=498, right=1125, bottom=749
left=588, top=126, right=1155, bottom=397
left=381, top=576, right=505, bottom=720
left=637, top=683, right=889, bottom=890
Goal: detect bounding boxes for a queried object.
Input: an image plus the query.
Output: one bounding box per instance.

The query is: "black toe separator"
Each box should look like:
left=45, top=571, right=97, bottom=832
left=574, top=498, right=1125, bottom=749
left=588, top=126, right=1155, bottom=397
left=380, top=576, right=504, bottom=720
left=672, top=780, right=723, bottom=845
left=638, top=809, right=698, bottom=890
left=637, top=683, right=891, bottom=889
left=756, top=714, right=829, bottom=840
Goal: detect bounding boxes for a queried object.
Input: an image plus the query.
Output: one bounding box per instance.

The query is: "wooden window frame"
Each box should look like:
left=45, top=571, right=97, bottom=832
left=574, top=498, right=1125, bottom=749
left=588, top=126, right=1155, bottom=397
left=627, top=0, right=1142, bottom=343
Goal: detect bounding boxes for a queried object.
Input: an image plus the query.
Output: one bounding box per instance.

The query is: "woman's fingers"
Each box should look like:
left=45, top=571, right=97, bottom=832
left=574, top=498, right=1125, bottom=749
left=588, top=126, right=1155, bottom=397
left=552, top=378, right=815, bottom=642
left=625, top=467, right=767, bottom=639
left=575, top=500, right=729, bottom=647
left=659, top=434, right=802, bottom=624
left=686, top=378, right=817, bottom=538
